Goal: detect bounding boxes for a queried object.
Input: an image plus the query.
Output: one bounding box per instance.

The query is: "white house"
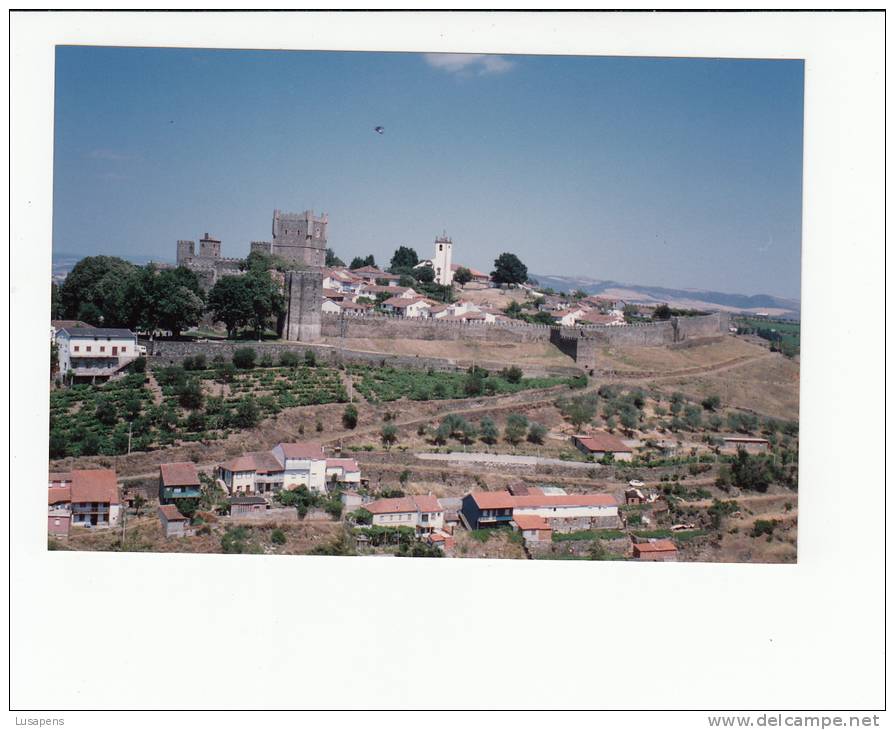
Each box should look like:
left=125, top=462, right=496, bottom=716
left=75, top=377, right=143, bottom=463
left=322, top=298, right=343, bottom=315
left=271, top=442, right=329, bottom=493
left=380, top=296, right=433, bottom=318
left=56, top=327, right=139, bottom=381
left=48, top=469, right=122, bottom=529
left=324, top=458, right=362, bottom=488
left=362, top=495, right=444, bottom=534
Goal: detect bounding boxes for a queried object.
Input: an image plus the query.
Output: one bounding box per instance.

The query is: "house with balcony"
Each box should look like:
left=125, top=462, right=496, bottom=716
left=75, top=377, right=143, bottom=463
left=361, top=495, right=444, bottom=534
left=55, top=327, right=139, bottom=382
left=47, top=469, right=121, bottom=529
left=158, top=462, right=202, bottom=505
left=461, top=489, right=619, bottom=533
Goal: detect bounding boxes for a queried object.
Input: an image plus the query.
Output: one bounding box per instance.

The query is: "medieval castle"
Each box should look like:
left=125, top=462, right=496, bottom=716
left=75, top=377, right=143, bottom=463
left=177, top=209, right=328, bottom=342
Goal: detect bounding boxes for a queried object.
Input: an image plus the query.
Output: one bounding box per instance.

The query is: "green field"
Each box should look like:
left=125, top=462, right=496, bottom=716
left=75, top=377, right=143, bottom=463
left=347, top=365, right=584, bottom=404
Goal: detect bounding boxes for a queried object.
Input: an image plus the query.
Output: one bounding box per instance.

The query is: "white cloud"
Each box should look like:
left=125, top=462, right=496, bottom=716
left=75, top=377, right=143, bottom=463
left=423, top=53, right=515, bottom=76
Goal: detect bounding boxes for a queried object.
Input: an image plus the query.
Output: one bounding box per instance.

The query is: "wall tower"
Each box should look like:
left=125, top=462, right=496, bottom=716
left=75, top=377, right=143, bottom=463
left=270, top=209, right=327, bottom=267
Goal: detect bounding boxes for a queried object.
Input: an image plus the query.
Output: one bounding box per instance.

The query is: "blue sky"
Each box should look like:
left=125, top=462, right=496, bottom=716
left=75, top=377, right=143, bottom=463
left=53, top=47, right=804, bottom=299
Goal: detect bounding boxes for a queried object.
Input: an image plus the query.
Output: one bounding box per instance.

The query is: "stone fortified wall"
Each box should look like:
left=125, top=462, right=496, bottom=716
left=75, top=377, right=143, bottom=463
left=320, top=313, right=553, bottom=343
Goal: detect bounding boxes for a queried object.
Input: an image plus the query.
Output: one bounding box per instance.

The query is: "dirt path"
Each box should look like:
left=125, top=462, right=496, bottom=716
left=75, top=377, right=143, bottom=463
left=604, top=352, right=776, bottom=383
left=145, top=372, right=164, bottom=406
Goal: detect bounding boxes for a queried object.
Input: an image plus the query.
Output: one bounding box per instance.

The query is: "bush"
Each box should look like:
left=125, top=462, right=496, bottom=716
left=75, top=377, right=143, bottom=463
left=304, top=349, right=317, bottom=367
left=500, top=365, right=523, bottom=384
left=701, top=394, right=721, bottom=411
left=271, top=528, right=287, bottom=545
left=505, top=413, right=529, bottom=445
left=381, top=423, right=398, bottom=449
left=259, top=352, right=274, bottom=368
left=94, top=399, right=117, bottom=426
left=231, top=397, right=260, bottom=428
left=527, top=422, right=547, bottom=444
left=233, top=348, right=257, bottom=369
left=751, top=519, right=779, bottom=538
left=131, top=356, right=147, bottom=373
left=342, top=404, right=358, bottom=429
left=279, top=351, right=300, bottom=367
left=177, top=380, right=204, bottom=410
left=480, top=417, right=499, bottom=445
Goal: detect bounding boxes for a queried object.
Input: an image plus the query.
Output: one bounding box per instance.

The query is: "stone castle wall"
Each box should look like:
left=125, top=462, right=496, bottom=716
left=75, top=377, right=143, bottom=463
left=320, top=313, right=554, bottom=343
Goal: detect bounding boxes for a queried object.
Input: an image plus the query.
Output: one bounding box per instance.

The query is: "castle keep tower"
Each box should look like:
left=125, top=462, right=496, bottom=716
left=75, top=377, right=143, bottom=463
left=282, top=269, right=322, bottom=342
left=433, top=232, right=453, bottom=286
left=269, top=209, right=328, bottom=267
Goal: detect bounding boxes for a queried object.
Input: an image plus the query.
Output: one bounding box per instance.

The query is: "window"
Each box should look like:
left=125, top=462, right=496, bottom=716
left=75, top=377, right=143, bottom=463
left=86, top=346, right=91, bottom=352
left=73, top=346, right=79, bottom=352
left=100, top=346, right=106, bottom=353
left=439, top=244, right=443, bottom=251
left=121, top=347, right=127, bottom=353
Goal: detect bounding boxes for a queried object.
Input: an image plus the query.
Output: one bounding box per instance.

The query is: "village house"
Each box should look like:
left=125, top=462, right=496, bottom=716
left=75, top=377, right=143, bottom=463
left=721, top=436, right=771, bottom=455
left=512, top=514, right=553, bottom=544
left=361, top=495, right=444, bottom=534
left=217, top=442, right=360, bottom=497
left=632, top=539, right=678, bottom=562
left=351, top=265, right=400, bottom=286
left=357, top=284, right=417, bottom=300
left=450, top=263, right=491, bottom=286
left=158, top=462, right=202, bottom=505
left=380, top=295, right=433, bottom=318
left=571, top=432, right=634, bottom=462
left=461, top=489, right=620, bottom=533
left=322, top=267, right=365, bottom=294
left=55, top=327, right=140, bottom=382
left=158, top=504, right=191, bottom=538
left=47, top=469, right=122, bottom=529
left=552, top=307, right=589, bottom=326
left=229, top=495, right=268, bottom=516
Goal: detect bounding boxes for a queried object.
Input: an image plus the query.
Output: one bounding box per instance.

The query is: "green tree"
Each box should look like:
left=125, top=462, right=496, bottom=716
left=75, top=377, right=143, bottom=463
left=94, top=399, right=118, bottom=426
left=504, top=413, right=529, bottom=445
left=684, top=404, right=703, bottom=430
left=232, top=348, right=257, bottom=369
left=342, top=404, right=358, bottom=429
left=279, top=351, right=300, bottom=367
left=59, top=255, right=136, bottom=325
left=232, top=397, right=260, bottom=428
left=271, top=528, right=287, bottom=545
left=490, top=253, right=528, bottom=287
left=207, top=276, right=255, bottom=337
left=701, top=395, right=721, bottom=411
left=177, top=379, right=204, bottom=410
left=350, top=508, right=373, bottom=525
left=389, top=246, right=419, bottom=272
left=381, top=424, right=398, bottom=449
left=325, top=248, right=345, bottom=267
left=415, top=265, right=436, bottom=284
left=50, top=282, right=64, bottom=319
left=479, top=417, right=499, bottom=445
left=500, top=365, right=523, bottom=384
left=527, top=422, right=547, bottom=444
left=453, top=266, right=473, bottom=286
left=653, top=304, right=672, bottom=321
left=246, top=271, right=285, bottom=339
left=731, top=449, right=772, bottom=493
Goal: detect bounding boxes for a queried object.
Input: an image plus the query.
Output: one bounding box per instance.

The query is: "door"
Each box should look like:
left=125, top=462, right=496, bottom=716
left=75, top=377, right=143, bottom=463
left=112, top=346, right=118, bottom=355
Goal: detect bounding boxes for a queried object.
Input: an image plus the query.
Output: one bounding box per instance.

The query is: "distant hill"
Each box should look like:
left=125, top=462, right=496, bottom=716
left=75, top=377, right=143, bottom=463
left=531, top=274, right=800, bottom=319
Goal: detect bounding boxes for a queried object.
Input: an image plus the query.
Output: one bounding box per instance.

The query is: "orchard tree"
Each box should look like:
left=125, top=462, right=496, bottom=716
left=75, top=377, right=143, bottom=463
left=490, top=253, right=528, bottom=287
left=504, top=413, right=529, bottom=445
left=653, top=304, right=672, bottom=321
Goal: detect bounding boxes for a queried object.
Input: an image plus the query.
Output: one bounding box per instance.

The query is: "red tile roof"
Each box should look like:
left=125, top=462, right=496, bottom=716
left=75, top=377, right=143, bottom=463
left=469, top=491, right=517, bottom=510
left=363, top=497, right=416, bottom=515
left=413, top=495, right=442, bottom=513
left=634, top=539, right=677, bottom=554
left=363, top=495, right=443, bottom=515
left=158, top=504, right=188, bottom=522
left=470, top=490, right=617, bottom=510
left=48, top=472, right=73, bottom=484
left=159, top=462, right=200, bottom=487
left=513, top=514, right=551, bottom=531
left=382, top=295, right=430, bottom=308
left=48, top=487, right=71, bottom=505
left=68, top=469, right=120, bottom=505
left=574, top=432, right=632, bottom=453
left=512, top=493, right=618, bottom=508
left=278, top=442, right=325, bottom=460
left=221, top=450, right=284, bottom=474
left=325, top=458, right=360, bottom=472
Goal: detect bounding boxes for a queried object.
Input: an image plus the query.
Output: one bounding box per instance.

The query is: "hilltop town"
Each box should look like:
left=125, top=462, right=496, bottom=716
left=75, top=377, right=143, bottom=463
left=48, top=207, right=800, bottom=563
